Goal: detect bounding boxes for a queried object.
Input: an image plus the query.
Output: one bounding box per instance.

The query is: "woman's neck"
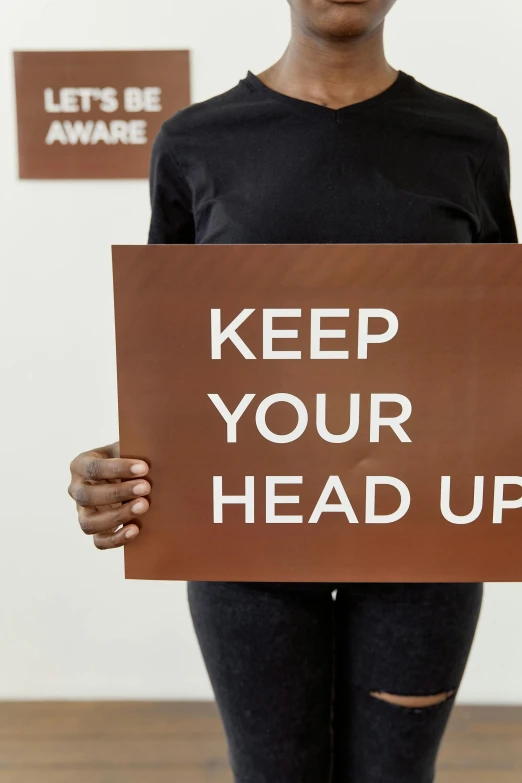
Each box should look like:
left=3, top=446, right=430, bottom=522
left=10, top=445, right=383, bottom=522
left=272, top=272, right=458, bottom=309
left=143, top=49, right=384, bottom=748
left=258, top=24, right=397, bottom=110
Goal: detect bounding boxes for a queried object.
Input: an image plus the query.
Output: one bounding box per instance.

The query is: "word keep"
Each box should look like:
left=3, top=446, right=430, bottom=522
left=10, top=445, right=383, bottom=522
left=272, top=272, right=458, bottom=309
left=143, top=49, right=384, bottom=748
left=211, top=308, right=399, bottom=360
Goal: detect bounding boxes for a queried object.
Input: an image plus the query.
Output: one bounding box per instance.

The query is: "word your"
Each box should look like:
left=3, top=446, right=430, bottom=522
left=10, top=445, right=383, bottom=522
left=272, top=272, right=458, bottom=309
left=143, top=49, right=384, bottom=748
left=213, top=475, right=522, bottom=525
left=43, top=87, right=162, bottom=114
left=45, top=120, right=147, bottom=146
left=211, top=308, right=399, bottom=360
left=208, top=393, right=412, bottom=444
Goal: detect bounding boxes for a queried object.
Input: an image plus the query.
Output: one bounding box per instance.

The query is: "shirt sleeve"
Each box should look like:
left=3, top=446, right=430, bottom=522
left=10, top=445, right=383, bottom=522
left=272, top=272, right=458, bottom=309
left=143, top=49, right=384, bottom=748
left=147, top=124, right=195, bottom=245
left=476, top=123, right=518, bottom=243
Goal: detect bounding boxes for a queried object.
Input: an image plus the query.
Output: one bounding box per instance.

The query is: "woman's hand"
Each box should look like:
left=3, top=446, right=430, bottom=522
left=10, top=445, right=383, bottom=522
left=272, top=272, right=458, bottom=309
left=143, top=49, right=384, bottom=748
left=68, top=442, right=150, bottom=549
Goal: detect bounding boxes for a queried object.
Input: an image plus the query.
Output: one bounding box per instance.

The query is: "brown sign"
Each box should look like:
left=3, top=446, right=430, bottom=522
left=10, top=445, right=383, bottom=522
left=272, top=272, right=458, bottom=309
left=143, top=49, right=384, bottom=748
left=14, top=50, right=190, bottom=179
left=113, top=244, right=522, bottom=582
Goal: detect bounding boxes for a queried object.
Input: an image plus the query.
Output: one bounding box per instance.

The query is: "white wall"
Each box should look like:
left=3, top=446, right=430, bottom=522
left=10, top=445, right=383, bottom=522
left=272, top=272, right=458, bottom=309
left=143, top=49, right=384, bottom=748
left=1, top=0, right=521, bottom=703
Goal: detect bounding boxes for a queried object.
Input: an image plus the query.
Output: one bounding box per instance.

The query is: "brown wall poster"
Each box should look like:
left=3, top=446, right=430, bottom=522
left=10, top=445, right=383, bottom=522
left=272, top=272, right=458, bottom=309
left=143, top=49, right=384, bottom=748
left=14, top=50, right=190, bottom=179
left=112, top=244, right=522, bottom=582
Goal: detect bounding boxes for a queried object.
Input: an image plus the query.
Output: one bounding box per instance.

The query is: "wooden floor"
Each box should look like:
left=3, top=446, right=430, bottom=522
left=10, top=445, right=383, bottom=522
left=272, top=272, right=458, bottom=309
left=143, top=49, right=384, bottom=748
left=0, top=702, right=521, bottom=782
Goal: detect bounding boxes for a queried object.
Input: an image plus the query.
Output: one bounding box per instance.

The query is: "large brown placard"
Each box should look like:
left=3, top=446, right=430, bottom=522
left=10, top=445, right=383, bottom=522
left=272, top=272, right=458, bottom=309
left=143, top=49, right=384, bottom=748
left=113, top=244, right=522, bottom=582
left=14, top=50, right=190, bottom=179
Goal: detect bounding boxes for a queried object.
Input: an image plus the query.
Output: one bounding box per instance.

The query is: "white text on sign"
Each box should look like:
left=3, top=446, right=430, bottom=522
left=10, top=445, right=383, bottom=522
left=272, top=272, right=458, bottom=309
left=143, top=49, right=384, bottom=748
left=43, top=86, right=162, bottom=146
left=208, top=308, right=522, bottom=526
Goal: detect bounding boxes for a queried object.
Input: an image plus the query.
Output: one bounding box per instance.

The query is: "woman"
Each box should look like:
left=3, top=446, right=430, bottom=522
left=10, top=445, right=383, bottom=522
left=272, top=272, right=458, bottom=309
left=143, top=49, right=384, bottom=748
left=68, top=1, right=518, bottom=780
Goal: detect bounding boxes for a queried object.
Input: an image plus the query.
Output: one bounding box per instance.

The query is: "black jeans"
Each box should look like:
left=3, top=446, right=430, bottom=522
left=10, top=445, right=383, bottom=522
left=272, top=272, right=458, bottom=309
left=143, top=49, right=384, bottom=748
left=188, top=581, right=483, bottom=783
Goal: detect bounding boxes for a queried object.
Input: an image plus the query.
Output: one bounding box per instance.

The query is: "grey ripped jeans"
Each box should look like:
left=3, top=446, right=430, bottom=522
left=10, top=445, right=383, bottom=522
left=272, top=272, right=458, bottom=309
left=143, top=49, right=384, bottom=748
left=188, top=581, right=483, bottom=783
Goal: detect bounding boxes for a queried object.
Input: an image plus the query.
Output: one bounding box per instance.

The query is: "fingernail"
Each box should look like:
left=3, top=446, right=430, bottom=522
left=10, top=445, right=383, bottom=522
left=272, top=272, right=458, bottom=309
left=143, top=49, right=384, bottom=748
left=133, top=482, right=149, bottom=495
left=125, top=528, right=139, bottom=540
left=130, top=463, right=148, bottom=475
left=131, top=500, right=147, bottom=514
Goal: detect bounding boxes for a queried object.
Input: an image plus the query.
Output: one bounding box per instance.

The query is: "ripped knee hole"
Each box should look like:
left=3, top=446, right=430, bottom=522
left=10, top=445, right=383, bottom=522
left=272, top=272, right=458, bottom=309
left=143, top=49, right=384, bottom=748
left=370, top=691, right=455, bottom=709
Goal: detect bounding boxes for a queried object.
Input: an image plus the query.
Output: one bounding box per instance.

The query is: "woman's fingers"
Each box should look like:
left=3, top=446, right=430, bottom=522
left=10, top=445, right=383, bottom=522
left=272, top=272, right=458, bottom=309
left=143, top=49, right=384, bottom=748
left=78, top=498, right=149, bottom=536
left=69, top=478, right=151, bottom=508
left=71, top=452, right=149, bottom=482
left=69, top=445, right=150, bottom=550
left=93, top=523, right=141, bottom=550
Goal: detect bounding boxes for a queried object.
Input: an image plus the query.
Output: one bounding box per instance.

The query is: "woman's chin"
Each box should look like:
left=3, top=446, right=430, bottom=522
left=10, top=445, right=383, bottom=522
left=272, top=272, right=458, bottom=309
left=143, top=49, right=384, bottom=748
left=313, top=7, right=376, bottom=39
left=291, top=0, right=394, bottom=40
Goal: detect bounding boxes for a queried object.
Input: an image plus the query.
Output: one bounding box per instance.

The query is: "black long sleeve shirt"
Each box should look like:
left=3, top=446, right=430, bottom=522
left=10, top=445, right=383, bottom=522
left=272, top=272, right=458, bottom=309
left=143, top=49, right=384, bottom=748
left=148, top=70, right=517, bottom=246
